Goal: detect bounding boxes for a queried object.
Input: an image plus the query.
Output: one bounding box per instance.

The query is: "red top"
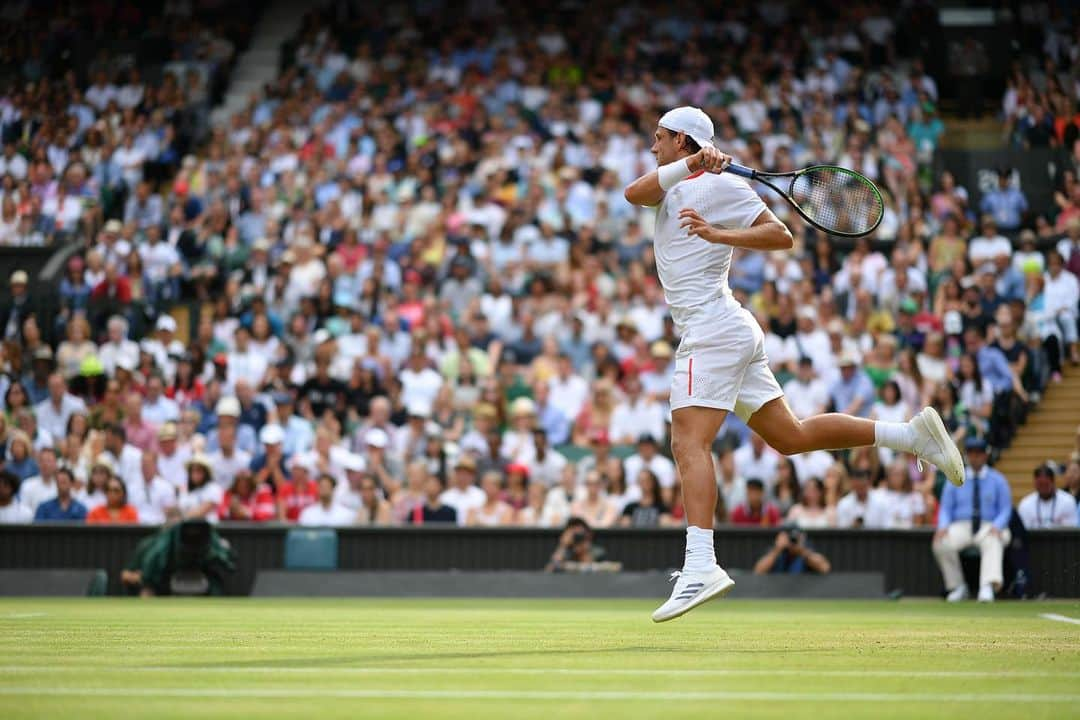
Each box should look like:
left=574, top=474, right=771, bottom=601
left=278, top=480, right=319, bottom=522
left=219, top=483, right=278, bottom=522
left=87, top=505, right=139, bottom=524
left=729, top=502, right=782, bottom=527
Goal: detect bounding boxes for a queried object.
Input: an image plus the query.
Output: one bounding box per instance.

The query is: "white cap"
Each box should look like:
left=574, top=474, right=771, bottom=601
left=343, top=453, right=367, bottom=473
left=216, top=396, right=241, bottom=418
left=259, top=423, right=284, bottom=445
left=658, top=106, right=715, bottom=149
left=156, top=315, right=177, bottom=333
left=407, top=400, right=431, bottom=419
left=365, top=427, right=389, bottom=448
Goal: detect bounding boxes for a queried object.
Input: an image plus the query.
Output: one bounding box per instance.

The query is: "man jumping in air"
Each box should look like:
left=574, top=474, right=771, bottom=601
left=624, top=106, right=964, bottom=622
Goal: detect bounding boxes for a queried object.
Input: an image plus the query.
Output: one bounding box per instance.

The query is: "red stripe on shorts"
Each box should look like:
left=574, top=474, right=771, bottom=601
left=688, top=357, right=693, bottom=396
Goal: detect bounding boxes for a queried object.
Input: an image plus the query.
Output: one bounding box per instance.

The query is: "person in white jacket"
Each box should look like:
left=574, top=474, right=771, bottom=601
left=1044, top=250, right=1080, bottom=365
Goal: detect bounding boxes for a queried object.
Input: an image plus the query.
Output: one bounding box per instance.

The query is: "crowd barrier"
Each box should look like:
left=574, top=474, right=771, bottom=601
left=1, top=525, right=1078, bottom=598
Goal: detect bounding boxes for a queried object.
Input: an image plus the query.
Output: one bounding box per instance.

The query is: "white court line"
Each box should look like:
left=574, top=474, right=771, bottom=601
left=1, top=613, right=47, bottom=619
left=1, top=666, right=1078, bottom=679
left=1040, top=613, right=1080, bottom=626
left=0, top=687, right=1076, bottom=703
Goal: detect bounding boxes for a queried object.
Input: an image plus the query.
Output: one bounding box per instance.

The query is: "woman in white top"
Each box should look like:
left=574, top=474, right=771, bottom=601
left=871, top=380, right=909, bottom=465
left=179, top=454, right=222, bottom=523
left=785, top=477, right=836, bottom=529
left=569, top=469, right=619, bottom=528
left=876, top=458, right=927, bottom=528
left=79, top=457, right=112, bottom=511
left=465, top=471, right=513, bottom=527
left=956, top=354, right=993, bottom=437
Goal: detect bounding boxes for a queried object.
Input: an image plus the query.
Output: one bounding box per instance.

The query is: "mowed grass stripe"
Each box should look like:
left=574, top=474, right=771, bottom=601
left=2, top=665, right=1079, bottom=679
left=0, top=687, right=1078, bottom=703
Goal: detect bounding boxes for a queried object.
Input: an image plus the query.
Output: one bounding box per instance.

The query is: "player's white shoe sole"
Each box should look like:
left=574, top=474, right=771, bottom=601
left=910, top=406, right=965, bottom=487
left=651, top=566, right=735, bottom=623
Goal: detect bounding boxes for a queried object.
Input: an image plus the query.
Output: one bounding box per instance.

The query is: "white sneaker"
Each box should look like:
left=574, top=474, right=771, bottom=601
left=651, top=566, right=735, bottom=623
left=910, top=407, right=965, bottom=487
left=946, top=585, right=970, bottom=602
left=977, top=584, right=995, bottom=603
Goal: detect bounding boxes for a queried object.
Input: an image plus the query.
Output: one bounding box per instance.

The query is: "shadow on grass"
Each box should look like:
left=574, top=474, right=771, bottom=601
left=165, top=643, right=826, bottom=669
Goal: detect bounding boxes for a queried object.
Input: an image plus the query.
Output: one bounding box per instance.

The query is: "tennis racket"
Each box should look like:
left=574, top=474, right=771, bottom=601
left=725, top=163, right=884, bottom=238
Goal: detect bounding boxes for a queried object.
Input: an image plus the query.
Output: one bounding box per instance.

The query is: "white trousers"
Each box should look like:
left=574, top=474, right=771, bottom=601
left=932, top=521, right=1011, bottom=591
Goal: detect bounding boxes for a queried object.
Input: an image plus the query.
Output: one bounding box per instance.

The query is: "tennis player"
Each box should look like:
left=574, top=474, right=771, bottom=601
left=624, top=107, right=964, bottom=622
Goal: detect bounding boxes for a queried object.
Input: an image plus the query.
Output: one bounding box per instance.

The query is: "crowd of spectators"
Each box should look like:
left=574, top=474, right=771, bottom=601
left=0, top=2, right=1077, bottom=539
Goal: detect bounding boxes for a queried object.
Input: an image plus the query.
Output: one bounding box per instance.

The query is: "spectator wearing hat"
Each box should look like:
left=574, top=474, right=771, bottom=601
left=979, top=169, right=1027, bottom=231
left=640, top=341, right=674, bottom=404
left=24, top=346, right=55, bottom=405
left=1017, top=464, right=1078, bottom=529
left=333, top=453, right=368, bottom=511
left=127, top=449, right=176, bottom=525
left=361, top=426, right=400, bottom=491
left=439, top=455, right=485, bottom=526
left=34, top=372, right=87, bottom=442
left=501, top=397, right=539, bottom=466
left=205, top=396, right=258, bottom=455
left=0, top=269, right=35, bottom=342
left=396, top=400, right=435, bottom=464
left=729, top=478, right=782, bottom=527
left=280, top=455, right=320, bottom=522
left=179, top=453, right=223, bottom=523
left=298, top=474, right=355, bottom=527
left=155, top=422, right=190, bottom=493
left=251, top=423, right=289, bottom=495
left=829, top=351, right=876, bottom=419
left=86, top=474, right=139, bottom=524
left=933, top=436, right=1013, bottom=602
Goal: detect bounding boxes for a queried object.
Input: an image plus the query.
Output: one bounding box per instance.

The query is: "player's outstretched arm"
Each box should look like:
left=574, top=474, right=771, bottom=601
left=679, top=207, right=793, bottom=251
left=624, top=147, right=732, bottom=207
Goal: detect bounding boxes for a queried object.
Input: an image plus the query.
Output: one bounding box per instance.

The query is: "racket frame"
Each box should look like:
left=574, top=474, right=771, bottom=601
left=726, top=163, right=885, bottom=238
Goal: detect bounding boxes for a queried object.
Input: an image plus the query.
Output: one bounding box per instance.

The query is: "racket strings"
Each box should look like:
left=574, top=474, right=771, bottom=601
left=790, top=168, right=883, bottom=235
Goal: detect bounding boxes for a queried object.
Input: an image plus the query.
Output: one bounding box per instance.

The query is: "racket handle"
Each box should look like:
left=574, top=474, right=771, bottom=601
left=726, top=163, right=755, bottom=179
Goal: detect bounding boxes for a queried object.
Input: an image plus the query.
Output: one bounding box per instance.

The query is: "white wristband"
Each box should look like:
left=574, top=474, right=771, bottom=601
left=657, top=158, right=692, bottom=191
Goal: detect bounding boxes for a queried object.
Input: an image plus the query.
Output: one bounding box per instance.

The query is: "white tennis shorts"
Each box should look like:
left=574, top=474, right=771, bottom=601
left=669, top=296, right=783, bottom=421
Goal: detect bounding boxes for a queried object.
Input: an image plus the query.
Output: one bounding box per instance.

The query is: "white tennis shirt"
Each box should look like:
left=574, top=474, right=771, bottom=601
left=654, top=169, right=767, bottom=316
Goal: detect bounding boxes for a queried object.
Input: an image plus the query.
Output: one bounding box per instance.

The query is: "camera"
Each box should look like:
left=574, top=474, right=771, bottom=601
left=784, top=525, right=804, bottom=545
left=571, top=529, right=589, bottom=545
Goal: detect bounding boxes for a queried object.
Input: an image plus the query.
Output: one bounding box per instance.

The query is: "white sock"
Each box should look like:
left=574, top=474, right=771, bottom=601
left=874, top=421, right=914, bottom=452
left=683, top=526, right=716, bottom=573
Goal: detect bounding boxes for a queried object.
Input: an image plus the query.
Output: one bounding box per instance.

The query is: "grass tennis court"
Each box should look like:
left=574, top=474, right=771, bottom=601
left=0, top=598, right=1078, bottom=719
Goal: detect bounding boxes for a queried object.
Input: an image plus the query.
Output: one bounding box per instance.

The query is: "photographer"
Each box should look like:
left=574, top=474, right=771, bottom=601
left=753, top=525, right=832, bottom=575
left=546, top=517, right=619, bottom=573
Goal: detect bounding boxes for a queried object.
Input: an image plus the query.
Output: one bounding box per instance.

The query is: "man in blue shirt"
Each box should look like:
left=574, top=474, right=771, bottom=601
left=979, top=169, right=1028, bottom=231
left=33, top=469, right=87, bottom=522
left=964, top=326, right=1014, bottom=395
left=932, top=437, right=1013, bottom=603
left=828, top=352, right=877, bottom=418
